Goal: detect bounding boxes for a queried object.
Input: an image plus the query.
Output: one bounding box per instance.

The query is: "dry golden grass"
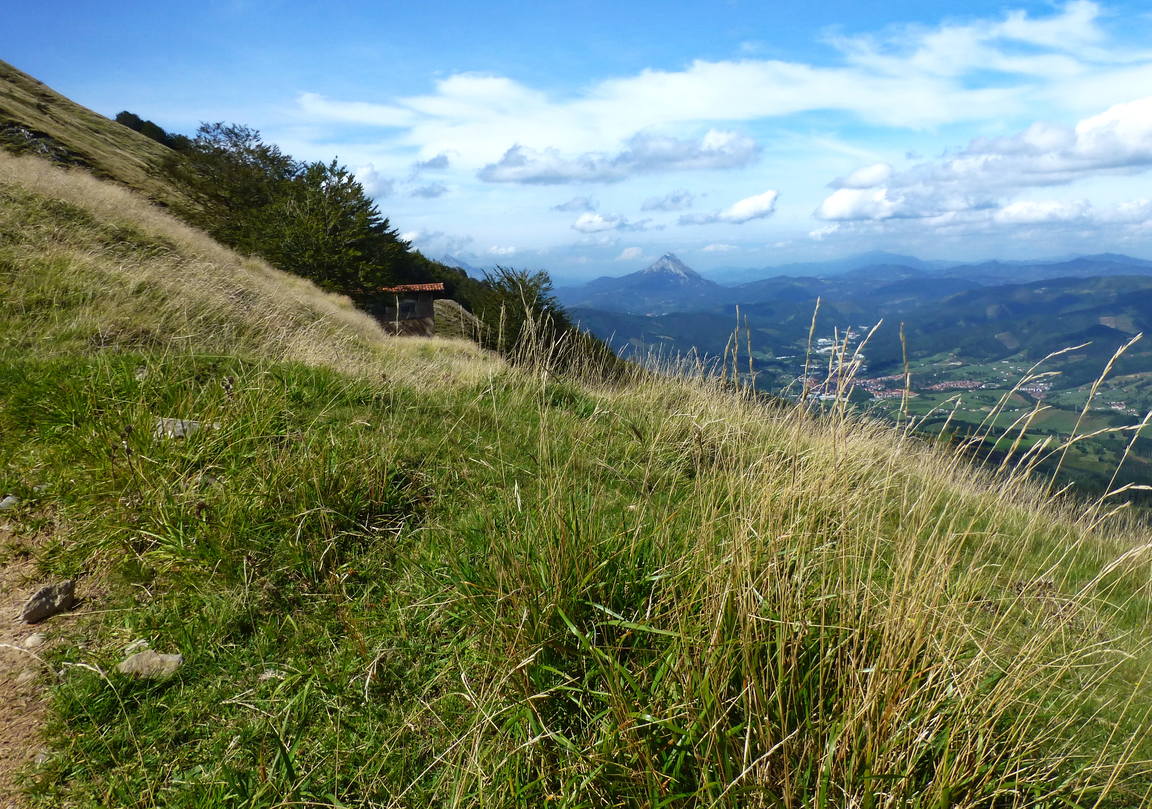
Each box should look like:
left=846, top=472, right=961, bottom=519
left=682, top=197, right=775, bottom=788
left=0, top=59, right=181, bottom=205
left=0, top=151, right=501, bottom=387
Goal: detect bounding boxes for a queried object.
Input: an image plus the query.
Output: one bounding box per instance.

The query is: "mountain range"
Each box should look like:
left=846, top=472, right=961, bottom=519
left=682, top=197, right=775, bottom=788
left=560, top=250, right=1152, bottom=395
left=557, top=250, right=1152, bottom=318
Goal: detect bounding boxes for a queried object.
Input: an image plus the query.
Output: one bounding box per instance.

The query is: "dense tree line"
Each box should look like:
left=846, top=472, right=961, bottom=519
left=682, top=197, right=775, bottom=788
left=114, top=111, right=191, bottom=152
left=114, top=113, right=627, bottom=378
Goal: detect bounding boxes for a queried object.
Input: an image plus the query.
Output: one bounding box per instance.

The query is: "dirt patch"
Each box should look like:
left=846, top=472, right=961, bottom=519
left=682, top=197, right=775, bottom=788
left=0, top=525, right=53, bottom=808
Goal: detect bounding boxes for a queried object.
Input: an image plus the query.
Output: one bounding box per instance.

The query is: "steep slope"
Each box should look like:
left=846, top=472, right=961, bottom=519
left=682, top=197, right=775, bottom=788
left=0, top=60, right=182, bottom=205
left=3, top=154, right=1152, bottom=807
left=0, top=151, right=495, bottom=383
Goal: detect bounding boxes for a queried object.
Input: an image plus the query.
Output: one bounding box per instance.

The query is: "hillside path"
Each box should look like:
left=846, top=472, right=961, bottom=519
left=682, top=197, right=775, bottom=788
left=0, top=526, right=50, bottom=809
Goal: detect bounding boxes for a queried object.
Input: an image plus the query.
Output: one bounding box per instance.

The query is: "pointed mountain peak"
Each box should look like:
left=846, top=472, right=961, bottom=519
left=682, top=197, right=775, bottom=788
left=640, top=252, right=701, bottom=280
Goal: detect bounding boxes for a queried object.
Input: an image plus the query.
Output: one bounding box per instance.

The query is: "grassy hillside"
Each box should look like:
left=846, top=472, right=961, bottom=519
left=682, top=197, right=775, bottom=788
left=0, top=60, right=181, bottom=205
left=4, top=154, right=1152, bottom=807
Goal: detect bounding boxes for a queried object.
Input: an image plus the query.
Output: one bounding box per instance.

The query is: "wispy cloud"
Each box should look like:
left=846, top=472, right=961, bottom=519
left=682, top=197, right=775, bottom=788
left=642, top=189, right=697, bottom=211
left=410, top=183, right=448, bottom=198
left=297, top=1, right=1145, bottom=174
left=479, top=131, right=759, bottom=184
left=552, top=196, right=598, bottom=212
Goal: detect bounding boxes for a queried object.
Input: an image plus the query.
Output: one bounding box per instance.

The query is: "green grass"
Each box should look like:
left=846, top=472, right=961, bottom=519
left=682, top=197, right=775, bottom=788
left=6, top=348, right=1152, bottom=807
left=4, top=150, right=1152, bottom=807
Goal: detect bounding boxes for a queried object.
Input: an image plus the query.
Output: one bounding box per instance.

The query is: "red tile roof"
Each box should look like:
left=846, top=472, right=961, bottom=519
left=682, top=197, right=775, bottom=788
left=378, top=283, right=445, bottom=293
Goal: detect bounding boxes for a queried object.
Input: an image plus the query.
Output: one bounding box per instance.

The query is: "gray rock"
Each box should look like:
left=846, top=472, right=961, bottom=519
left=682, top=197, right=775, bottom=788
left=154, top=418, right=212, bottom=439
left=22, top=632, right=47, bottom=649
left=19, top=580, right=78, bottom=624
left=116, top=649, right=182, bottom=679
left=0, top=494, right=19, bottom=511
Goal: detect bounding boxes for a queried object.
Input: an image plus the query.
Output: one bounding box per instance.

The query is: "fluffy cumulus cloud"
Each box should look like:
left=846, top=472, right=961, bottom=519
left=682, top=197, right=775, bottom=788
left=616, top=246, right=644, bottom=261
left=571, top=212, right=654, bottom=233
left=478, top=130, right=760, bottom=184
left=552, top=196, right=598, bottom=212
left=641, top=189, right=697, bottom=211
left=352, top=163, right=394, bottom=198
left=816, top=95, right=1152, bottom=225
left=681, top=190, right=779, bottom=225
left=830, top=163, right=892, bottom=189
left=410, top=183, right=448, bottom=199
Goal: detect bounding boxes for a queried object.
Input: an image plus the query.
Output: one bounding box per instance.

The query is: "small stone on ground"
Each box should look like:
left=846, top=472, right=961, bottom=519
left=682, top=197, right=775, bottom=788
left=154, top=418, right=220, bottom=439
left=18, top=580, right=78, bottom=624
left=116, top=649, right=182, bottom=679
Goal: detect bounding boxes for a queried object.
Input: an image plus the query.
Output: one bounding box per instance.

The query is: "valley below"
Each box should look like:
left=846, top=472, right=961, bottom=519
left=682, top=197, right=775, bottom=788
left=562, top=252, right=1152, bottom=500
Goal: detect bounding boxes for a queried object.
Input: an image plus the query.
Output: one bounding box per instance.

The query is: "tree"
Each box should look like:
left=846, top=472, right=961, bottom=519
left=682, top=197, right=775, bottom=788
left=262, top=160, right=404, bottom=296
left=114, top=111, right=191, bottom=151
left=165, top=123, right=298, bottom=255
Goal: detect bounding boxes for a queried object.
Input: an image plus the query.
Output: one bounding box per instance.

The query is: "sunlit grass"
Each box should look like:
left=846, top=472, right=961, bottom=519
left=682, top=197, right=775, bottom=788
left=2, top=152, right=1152, bottom=807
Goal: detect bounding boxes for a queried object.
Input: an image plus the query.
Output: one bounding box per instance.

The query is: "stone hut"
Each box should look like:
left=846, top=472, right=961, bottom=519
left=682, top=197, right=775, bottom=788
left=374, top=282, right=445, bottom=336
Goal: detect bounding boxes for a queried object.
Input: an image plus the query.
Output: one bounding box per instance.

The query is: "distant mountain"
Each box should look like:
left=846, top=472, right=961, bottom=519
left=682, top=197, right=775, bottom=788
left=557, top=253, right=724, bottom=314
left=941, top=254, right=1152, bottom=285
left=703, top=251, right=955, bottom=284
left=438, top=254, right=487, bottom=277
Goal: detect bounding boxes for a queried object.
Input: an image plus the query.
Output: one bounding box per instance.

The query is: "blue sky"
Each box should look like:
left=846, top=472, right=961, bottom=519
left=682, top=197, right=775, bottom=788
left=8, top=1, right=1152, bottom=277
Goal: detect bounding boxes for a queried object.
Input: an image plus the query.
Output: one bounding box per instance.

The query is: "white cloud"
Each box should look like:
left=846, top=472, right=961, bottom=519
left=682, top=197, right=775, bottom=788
left=816, top=95, right=1152, bottom=224
left=487, top=245, right=518, bottom=256
left=993, top=199, right=1091, bottom=224
left=681, top=190, right=779, bottom=225
left=817, top=188, right=898, bottom=220
left=571, top=212, right=654, bottom=233
left=572, top=213, right=622, bottom=233
left=722, top=190, right=781, bottom=223
left=701, top=243, right=738, bottom=252
left=830, top=162, right=892, bottom=189
left=616, top=247, right=644, bottom=261
left=478, top=130, right=759, bottom=184
left=400, top=230, right=475, bottom=255
left=297, top=2, right=1145, bottom=177
left=642, top=189, right=697, bottom=211
left=352, top=163, right=394, bottom=197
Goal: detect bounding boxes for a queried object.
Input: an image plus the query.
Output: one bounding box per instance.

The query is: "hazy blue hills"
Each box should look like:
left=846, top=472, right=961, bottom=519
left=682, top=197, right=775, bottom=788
left=557, top=250, right=1152, bottom=321
left=562, top=251, right=1152, bottom=395
left=702, top=250, right=954, bottom=284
